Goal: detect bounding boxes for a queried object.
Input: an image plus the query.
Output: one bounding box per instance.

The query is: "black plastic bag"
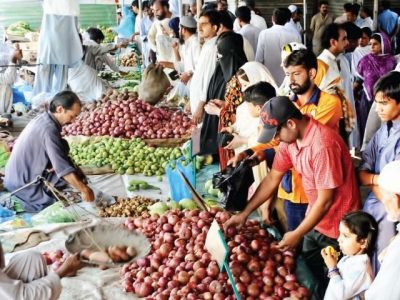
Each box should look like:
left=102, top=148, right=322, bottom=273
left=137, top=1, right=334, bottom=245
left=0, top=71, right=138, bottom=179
left=212, top=160, right=254, bottom=211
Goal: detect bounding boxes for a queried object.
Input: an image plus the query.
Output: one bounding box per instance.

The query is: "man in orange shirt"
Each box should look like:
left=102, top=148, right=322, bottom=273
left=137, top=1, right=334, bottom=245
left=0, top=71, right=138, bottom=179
left=229, top=49, right=342, bottom=231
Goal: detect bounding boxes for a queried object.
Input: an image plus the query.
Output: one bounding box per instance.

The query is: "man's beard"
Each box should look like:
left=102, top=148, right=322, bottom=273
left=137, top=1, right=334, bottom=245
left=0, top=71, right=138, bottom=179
left=156, top=13, right=165, bottom=20
left=290, top=78, right=312, bottom=95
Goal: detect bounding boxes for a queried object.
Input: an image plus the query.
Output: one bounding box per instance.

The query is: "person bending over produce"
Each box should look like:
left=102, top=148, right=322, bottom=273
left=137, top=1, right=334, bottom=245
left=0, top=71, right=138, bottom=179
left=0, top=241, right=81, bottom=300
left=224, top=96, right=361, bottom=299
left=5, top=91, right=94, bottom=212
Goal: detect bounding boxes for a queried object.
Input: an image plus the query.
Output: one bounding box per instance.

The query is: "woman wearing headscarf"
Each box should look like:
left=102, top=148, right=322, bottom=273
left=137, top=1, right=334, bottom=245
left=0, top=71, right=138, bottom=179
left=200, top=31, right=247, bottom=162
left=216, top=62, right=277, bottom=168
left=168, top=17, right=180, bottom=40
left=356, top=32, right=396, bottom=142
left=114, top=5, right=135, bottom=40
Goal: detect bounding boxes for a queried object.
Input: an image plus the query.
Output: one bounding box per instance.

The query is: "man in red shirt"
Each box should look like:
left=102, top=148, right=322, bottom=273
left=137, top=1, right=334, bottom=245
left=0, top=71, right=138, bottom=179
left=225, top=96, right=361, bottom=298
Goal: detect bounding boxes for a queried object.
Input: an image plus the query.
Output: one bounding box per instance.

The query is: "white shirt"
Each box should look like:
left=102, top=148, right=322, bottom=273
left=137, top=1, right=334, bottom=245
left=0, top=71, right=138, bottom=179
left=234, top=10, right=267, bottom=31
left=68, top=62, right=108, bottom=103
left=0, top=64, right=17, bottom=114
left=83, top=40, right=119, bottom=72
left=285, top=19, right=302, bottom=41
left=317, top=49, right=342, bottom=93
left=148, top=18, right=176, bottom=62
left=140, top=15, right=154, bottom=67
left=351, top=45, right=371, bottom=77
left=356, top=17, right=373, bottom=29
left=43, top=0, right=79, bottom=16
left=238, top=24, right=261, bottom=54
left=324, top=254, right=373, bottom=300
left=174, top=34, right=200, bottom=74
left=169, top=0, right=180, bottom=17
left=366, top=230, right=400, bottom=300
left=148, top=18, right=171, bottom=53
left=0, top=243, right=62, bottom=300
left=189, top=36, right=218, bottom=113
left=135, top=14, right=141, bottom=35
left=255, top=25, right=301, bottom=85
left=338, top=53, right=359, bottom=149
left=243, top=37, right=255, bottom=61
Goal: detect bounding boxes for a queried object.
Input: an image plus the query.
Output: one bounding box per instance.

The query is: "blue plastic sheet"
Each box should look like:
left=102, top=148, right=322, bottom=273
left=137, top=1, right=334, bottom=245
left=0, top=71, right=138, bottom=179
left=166, top=157, right=195, bottom=202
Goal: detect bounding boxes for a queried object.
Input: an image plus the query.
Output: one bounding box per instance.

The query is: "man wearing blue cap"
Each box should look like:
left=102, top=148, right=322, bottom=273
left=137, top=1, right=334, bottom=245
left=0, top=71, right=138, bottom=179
left=225, top=96, right=360, bottom=298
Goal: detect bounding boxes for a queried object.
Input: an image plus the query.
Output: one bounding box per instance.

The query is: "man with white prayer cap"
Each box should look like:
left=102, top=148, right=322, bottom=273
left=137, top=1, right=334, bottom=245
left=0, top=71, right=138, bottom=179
left=365, top=160, right=400, bottom=300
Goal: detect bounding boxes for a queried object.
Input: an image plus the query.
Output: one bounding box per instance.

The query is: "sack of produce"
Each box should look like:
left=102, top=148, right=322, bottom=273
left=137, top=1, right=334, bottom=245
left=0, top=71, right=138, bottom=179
left=138, top=63, right=170, bottom=105
left=212, top=159, right=254, bottom=211
left=166, top=157, right=195, bottom=202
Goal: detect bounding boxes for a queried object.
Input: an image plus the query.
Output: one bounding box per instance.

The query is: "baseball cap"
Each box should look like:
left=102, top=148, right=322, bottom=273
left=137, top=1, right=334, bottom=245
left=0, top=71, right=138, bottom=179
left=180, top=16, right=197, bottom=29
left=378, top=160, right=400, bottom=195
left=258, top=96, right=300, bottom=143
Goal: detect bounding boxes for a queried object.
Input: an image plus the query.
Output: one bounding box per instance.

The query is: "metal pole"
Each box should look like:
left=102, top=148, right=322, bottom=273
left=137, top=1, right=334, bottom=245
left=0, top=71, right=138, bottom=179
left=197, top=0, right=201, bottom=19
left=303, top=0, right=307, bottom=44
left=372, top=0, right=378, bottom=31
left=179, top=0, right=183, bottom=18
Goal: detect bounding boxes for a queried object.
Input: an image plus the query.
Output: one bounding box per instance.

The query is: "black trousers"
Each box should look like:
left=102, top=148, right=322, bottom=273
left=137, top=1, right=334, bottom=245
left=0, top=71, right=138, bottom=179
left=302, top=229, right=340, bottom=300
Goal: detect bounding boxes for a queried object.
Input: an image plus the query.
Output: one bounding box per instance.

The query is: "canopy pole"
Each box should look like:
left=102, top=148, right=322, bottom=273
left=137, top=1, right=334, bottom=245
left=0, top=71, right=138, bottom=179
left=197, top=0, right=201, bottom=19
left=303, top=0, right=307, bottom=43
left=179, top=0, right=183, bottom=18
left=373, top=0, right=378, bottom=31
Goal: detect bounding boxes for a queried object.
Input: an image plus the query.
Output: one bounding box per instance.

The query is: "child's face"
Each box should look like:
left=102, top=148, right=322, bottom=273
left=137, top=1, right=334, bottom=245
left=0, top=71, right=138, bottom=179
left=359, top=33, right=369, bottom=47
left=374, top=92, right=400, bottom=122
left=337, top=222, right=367, bottom=256
left=247, top=102, right=261, bottom=118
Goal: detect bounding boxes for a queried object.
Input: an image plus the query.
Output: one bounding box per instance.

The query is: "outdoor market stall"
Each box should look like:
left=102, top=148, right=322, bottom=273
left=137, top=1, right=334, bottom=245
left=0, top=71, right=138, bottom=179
left=0, top=1, right=324, bottom=299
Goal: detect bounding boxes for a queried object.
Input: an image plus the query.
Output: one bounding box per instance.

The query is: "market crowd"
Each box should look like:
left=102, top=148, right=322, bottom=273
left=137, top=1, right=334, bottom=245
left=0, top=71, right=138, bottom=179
left=1, top=0, right=400, bottom=299
left=131, top=0, right=400, bottom=299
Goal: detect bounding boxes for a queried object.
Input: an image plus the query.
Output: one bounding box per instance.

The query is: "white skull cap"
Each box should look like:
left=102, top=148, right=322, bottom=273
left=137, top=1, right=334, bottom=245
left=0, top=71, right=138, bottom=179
left=378, top=160, right=400, bottom=195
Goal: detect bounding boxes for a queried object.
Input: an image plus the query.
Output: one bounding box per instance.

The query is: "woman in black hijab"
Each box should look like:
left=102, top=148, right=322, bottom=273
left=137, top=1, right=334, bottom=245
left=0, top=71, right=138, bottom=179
left=199, top=31, right=247, bottom=156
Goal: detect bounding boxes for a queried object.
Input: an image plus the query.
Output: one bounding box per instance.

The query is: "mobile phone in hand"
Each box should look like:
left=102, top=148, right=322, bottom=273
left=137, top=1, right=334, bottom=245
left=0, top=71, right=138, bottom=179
left=168, top=70, right=179, bottom=80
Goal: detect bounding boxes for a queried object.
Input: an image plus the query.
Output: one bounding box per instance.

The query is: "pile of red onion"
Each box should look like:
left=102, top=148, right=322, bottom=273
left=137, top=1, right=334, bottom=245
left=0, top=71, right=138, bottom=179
left=122, top=208, right=310, bottom=299
left=62, top=98, right=193, bottom=139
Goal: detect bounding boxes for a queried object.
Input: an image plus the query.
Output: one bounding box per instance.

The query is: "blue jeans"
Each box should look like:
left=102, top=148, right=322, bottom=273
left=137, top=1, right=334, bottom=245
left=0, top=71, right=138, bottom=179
left=284, top=200, right=308, bottom=231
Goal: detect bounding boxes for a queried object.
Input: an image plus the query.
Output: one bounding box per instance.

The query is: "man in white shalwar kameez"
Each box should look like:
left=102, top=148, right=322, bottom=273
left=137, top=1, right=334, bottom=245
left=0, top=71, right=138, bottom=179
left=173, top=17, right=200, bottom=82
left=147, top=0, right=173, bottom=62
left=140, top=1, right=154, bottom=67
left=189, top=10, right=220, bottom=124
left=172, top=16, right=200, bottom=98
left=0, top=242, right=81, bottom=300
left=34, top=0, right=82, bottom=96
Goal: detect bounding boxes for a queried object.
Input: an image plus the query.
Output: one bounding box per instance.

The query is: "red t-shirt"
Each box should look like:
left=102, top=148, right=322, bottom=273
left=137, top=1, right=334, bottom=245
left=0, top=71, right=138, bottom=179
left=272, top=118, right=361, bottom=239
